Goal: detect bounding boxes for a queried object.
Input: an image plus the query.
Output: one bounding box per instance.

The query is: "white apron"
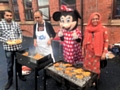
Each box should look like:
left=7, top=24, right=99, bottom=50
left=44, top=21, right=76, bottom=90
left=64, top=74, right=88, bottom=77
left=35, top=22, right=55, bottom=62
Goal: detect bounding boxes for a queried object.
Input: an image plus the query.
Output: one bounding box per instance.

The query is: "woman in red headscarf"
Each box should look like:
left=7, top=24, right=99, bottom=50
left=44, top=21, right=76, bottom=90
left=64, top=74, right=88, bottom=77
left=82, top=12, right=109, bottom=75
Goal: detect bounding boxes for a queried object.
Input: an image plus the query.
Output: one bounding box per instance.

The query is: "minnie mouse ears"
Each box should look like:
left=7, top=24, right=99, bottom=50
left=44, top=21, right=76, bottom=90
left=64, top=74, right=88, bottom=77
left=53, top=5, right=82, bottom=21
left=61, top=5, right=73, bottom=11
left=53, top=11, right=61, bottom=21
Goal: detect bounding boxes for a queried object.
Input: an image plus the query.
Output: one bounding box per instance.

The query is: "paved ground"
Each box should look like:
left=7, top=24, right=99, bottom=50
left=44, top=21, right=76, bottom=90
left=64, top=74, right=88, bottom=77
left=0, top=36, right=120, bottom=90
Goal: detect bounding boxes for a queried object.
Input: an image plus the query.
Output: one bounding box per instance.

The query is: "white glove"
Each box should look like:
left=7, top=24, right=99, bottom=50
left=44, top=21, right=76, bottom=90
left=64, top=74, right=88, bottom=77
left=58, top=30, right=63, bottom=37
left=72, top=31, right=79, bottom=40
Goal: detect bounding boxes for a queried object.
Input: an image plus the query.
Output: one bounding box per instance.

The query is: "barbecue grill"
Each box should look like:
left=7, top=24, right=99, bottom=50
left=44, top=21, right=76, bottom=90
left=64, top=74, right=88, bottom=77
left=15, top=40, right=64, bottom=90
left=15, top=48, right=53, bottom=90
left=16, top=40, right=63, bottom=69
left=16, top=50, right=52, bottom=69
left=15, top=40, right=98, bottom=90
left=44, top=61, right=98, bottom=90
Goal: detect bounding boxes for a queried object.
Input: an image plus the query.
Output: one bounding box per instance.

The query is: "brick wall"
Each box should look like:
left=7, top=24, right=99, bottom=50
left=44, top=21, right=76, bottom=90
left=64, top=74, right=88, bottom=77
left=17, top=0, right=25, bottom=23
left=50, top=0, right=120, bottom=44
left=32, top=0, right=38, bottom=12
left=20, top=24, right=33, bottom=37
left=0, top=3, right=9, bottom=10
left=16, top=0, right=120, bottom=44
left=17, top=0, right=35, bottom=37
left=83, top=0, right=113, bottom=23
left=83, top=0, right=120, bottom=44
left=108, top=26, right=120, bottom=44
left=49, top=0, right=59, bottom=24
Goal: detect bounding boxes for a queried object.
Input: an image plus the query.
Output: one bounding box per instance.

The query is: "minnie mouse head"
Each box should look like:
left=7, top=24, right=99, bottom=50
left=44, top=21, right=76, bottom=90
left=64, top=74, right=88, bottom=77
left=53, top=5, right=81, bottom=31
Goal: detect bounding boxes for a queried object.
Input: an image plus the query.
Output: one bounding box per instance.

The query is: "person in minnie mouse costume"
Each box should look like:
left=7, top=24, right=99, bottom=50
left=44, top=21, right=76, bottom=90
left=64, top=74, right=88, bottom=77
left=53, top=5, right=83, bottom=64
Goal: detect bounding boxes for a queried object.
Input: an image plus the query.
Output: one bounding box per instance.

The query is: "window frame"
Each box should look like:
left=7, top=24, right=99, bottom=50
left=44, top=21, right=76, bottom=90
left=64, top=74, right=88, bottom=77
left=0, top=11, right=4, bottom=21
left=37, top=0, right=50, bottom=21
left=113, top=0, right=120, bottom=19
left=59, top=0, right=76, bottom=10
left=12, top=0, right=20, bottom=21
left=23, top=0, right=33, bottom=21
left=0, top=0, right=8, bottom=3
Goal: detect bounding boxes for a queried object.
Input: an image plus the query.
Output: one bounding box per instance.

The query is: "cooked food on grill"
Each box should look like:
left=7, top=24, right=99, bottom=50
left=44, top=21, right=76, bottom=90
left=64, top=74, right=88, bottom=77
left=22, top=52, right=29, bottom=56
left=82, top=71, right=91, bottom=77
left=33, top=53, right=44, bottom=60
left=22, top=52, right=44, bottom=60
left=53, top=63, right=60, bottom=67
left=62, top=63, right=72, bottom=67
left=66, top=67, right=75, bottom=71
left=75, top=75, right=84, bottom=79
left=67, top=73, right=73, bottom=77
left=7, top=39, right=22, bottom=45
left=55, top=67, right=63, bottom=71
left=47, top=61, right=96, bottom=88
left=64, top=70, right=71, bottom=74
left=73, top=68, right=83, bottom=73
left=70, top=72, right=76, bottom=76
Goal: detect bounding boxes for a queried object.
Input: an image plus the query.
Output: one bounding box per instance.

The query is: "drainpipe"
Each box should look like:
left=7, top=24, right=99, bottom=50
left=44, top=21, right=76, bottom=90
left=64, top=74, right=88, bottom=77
left=81, top=0, right=84, bottom=45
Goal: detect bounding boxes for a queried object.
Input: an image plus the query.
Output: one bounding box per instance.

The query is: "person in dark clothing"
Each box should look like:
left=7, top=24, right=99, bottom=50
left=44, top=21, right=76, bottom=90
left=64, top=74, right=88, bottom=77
left=0, top=10, right=26, bottom=90
left=33, top=10, right=56, bottom=56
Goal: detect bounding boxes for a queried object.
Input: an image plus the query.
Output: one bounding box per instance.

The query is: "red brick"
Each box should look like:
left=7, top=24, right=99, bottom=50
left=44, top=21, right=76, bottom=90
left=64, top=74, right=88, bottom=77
left=6, top=0, right=120, bottom=44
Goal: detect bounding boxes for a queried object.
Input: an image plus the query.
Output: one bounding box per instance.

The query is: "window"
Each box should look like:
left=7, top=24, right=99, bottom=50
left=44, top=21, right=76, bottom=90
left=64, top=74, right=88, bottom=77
left=60, top=0, right=76, bottom=9
left=38, top=0, right=49, bottom=20
left=0, top=11, right=4, bottom=21
left=113, top=0, right=120, bottom=19
left=12, top=0, right=20, bottom=21
left=23, top=0, right=33, bottom=21
left=0, top=0, right=8, bottom=3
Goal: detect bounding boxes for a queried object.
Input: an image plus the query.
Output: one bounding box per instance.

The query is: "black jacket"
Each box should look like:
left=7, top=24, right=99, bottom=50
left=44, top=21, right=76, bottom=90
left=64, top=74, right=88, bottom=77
left=33, top=21, right=56, bottom=39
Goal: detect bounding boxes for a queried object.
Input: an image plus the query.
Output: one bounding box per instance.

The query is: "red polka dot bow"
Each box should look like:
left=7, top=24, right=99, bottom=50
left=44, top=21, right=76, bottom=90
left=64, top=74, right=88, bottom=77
left=61, top=5, right=73, bottom=11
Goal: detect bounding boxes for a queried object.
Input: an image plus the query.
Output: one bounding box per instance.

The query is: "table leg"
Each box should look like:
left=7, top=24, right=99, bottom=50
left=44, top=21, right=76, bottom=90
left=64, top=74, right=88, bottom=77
left=35, top=68, right=37, bottom=90
left=65, top=80, right=70, bottom=90
left=95, top=79, right=98, bottom=90
left=15, top=59, right=18, bottom=90
left=43, top=69, right=46, bottom=90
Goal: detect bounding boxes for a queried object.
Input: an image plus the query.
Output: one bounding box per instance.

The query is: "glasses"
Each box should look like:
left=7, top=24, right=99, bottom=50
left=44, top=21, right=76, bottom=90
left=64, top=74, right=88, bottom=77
left=92, top=18, right=99, bottom=21
left=34, top=17, right=40, bottom=19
